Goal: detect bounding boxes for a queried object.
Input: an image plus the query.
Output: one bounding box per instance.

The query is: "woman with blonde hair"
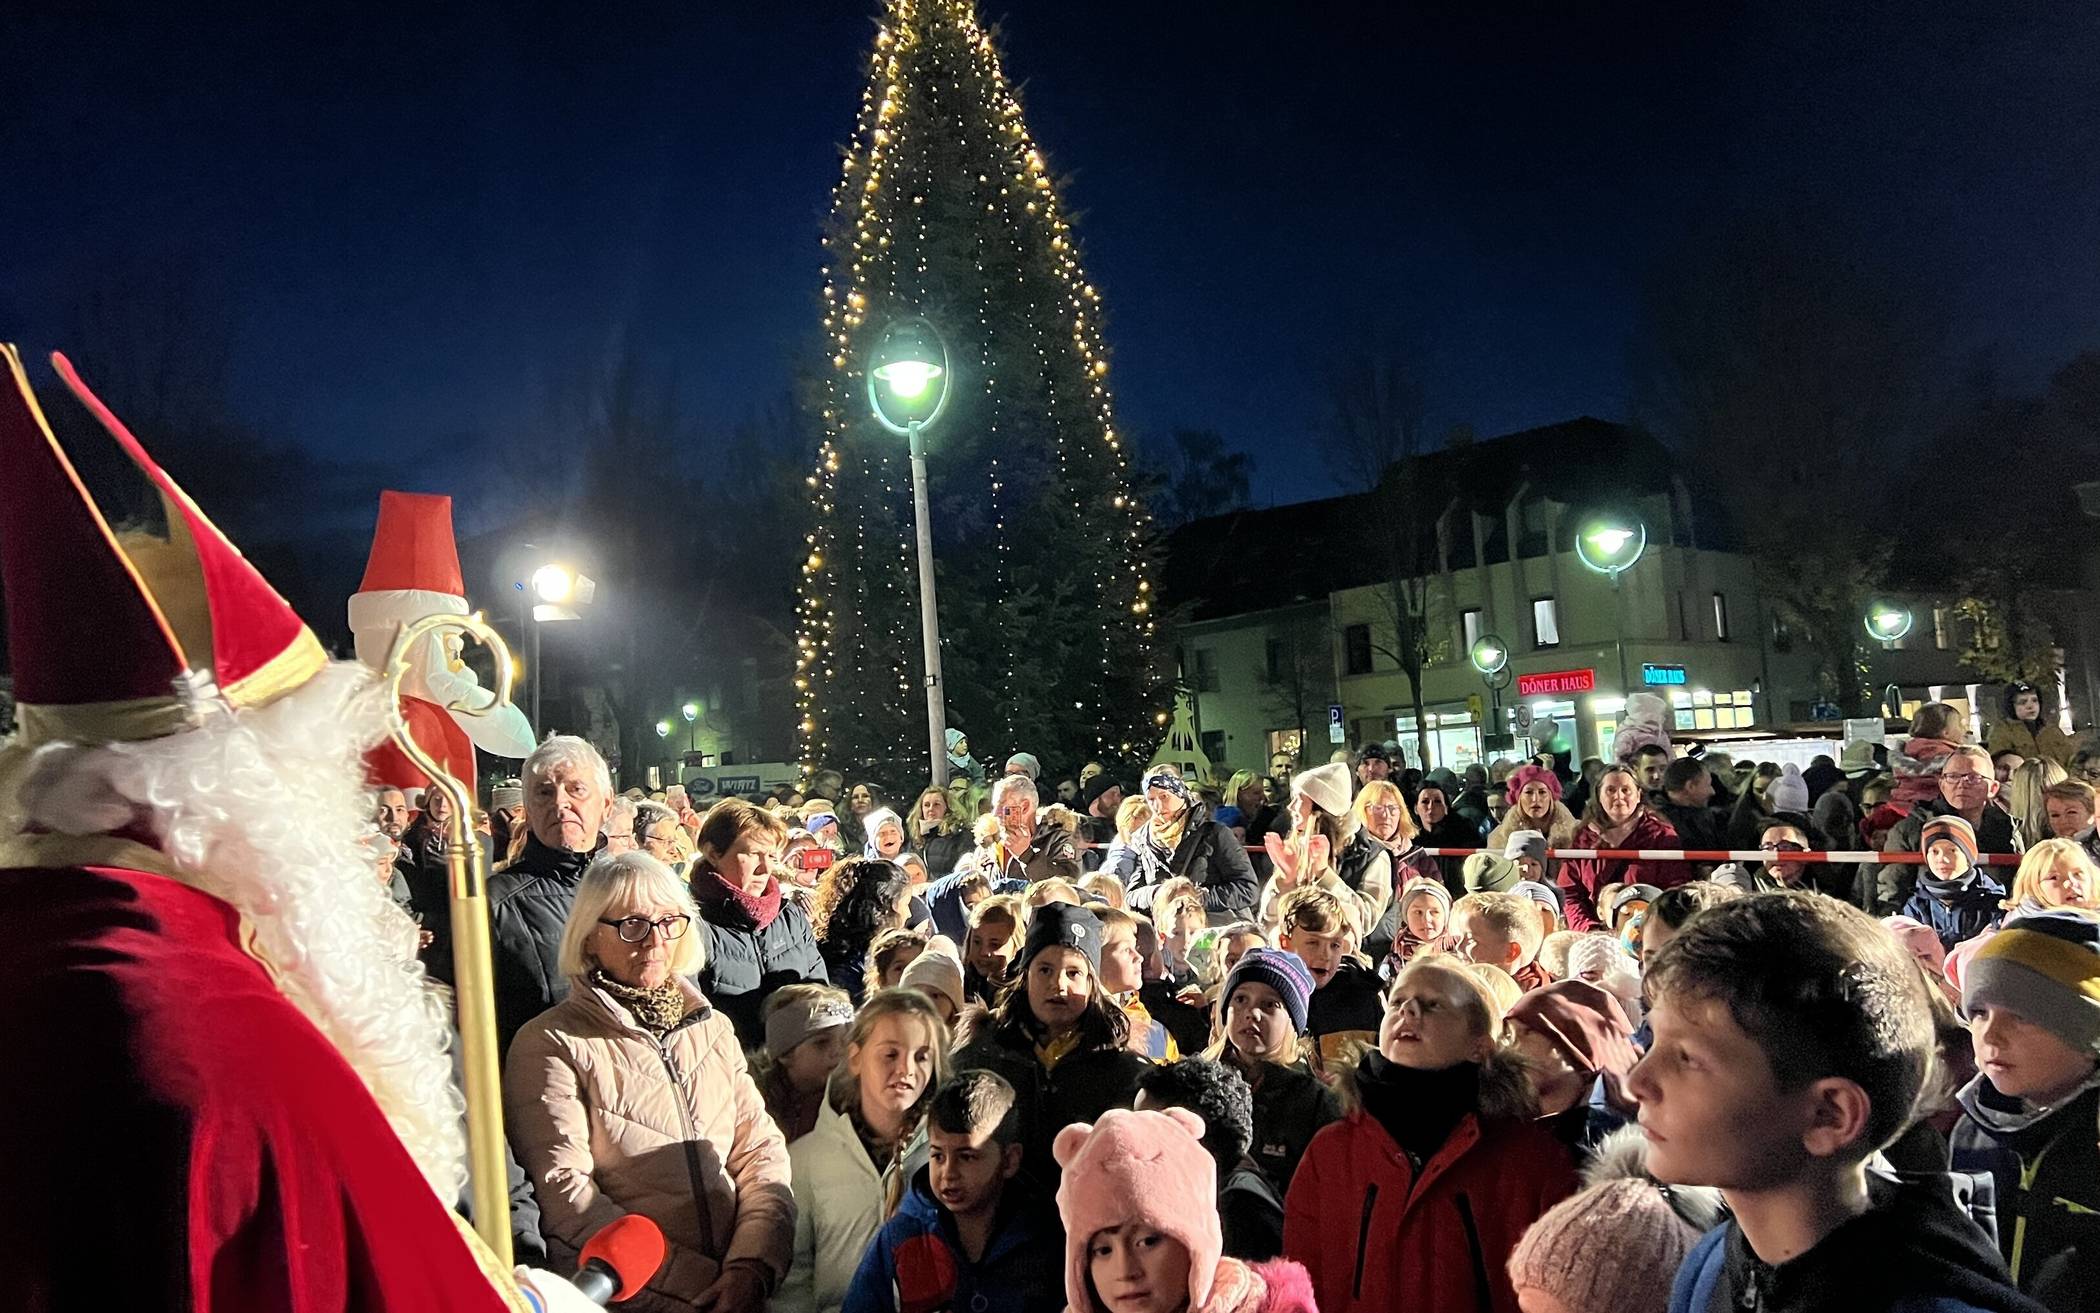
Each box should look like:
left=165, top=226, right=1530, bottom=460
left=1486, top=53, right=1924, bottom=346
left=2003, top=757, right=2069, bottom=851
left=505, top=851, right=793, bottom=1313
left=905, top=784, right=971, bottom=877
left=1999, top=836, right=2098, bottom=914
left=1350, top=779, right=1441, bottom=960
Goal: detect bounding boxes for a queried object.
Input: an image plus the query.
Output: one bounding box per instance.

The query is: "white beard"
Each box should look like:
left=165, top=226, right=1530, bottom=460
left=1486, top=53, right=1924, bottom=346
left=14, top=662, right=467, bottom=1202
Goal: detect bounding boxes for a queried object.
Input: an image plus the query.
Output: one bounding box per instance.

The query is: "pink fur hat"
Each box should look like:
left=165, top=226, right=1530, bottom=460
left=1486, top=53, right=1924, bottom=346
left=1054, top=1107, right=1221, bottom=1312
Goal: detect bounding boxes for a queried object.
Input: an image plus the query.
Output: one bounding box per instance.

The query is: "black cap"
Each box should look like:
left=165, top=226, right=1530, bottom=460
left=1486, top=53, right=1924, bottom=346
left=1082, top=774, right=1124, bottom=809
left=1022, top=902, right=1103, bottom=976
left=1359, top=743, right=1391, bottom=763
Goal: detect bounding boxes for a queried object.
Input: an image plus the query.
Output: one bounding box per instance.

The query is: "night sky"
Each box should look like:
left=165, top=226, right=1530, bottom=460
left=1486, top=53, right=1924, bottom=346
left=6, top=3, right=2098, bottom=512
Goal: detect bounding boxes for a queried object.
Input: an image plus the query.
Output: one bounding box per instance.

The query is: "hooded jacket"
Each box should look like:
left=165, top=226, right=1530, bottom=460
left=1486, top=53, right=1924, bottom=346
left=503, top=975, right=795, bottom=1313
left=781, top=1093, right=904, bottom=1313
left=951, top=1010, right=1150, bottom=1193
left=489, top=831, right=606, bottom=1053
left=692, top=866, right=829, bottom=1046
left=1283, top=1054, right=1580, bottom=1313
left=1668, top=1172, right=2047, bottom=1313
left=1987, top=687, right=2078, bottom=767
left=1952, top=1073, right=2100, bottom=1312
left=1902, top=871, right=2008, bottom=951
left=841, top=1165, right=1064, bottom=1313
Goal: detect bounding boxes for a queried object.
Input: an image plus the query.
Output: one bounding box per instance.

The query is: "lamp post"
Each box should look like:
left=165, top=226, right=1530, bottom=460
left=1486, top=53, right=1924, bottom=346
left=681, top=701, right=699, bottom=753
left=1470, top=633, right=1512, bottom=752
left=1864, top=602, right=1914, bottom=645
left=869, top=317, right=954, bottom=787
left=516, top=551, right=594, bottom=734
left=1573, top=509, right=1648, bottom=703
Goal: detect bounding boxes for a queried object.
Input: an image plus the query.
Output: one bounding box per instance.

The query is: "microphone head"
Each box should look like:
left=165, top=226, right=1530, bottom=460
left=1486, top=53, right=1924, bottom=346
left=577, top=1214, right=668, bottom=1303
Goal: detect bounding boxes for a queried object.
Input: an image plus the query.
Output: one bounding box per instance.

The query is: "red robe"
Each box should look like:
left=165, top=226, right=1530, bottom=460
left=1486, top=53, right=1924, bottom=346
left=0, top=859, right=517, bottom=1311
left=365, top=694, right=478, bottom=794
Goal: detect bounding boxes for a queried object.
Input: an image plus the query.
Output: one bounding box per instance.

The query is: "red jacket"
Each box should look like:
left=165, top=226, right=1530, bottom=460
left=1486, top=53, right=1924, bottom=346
left=1282, top=1107, right=1577, bottom=1313
left=1556, top=810, right=1691, bottom=931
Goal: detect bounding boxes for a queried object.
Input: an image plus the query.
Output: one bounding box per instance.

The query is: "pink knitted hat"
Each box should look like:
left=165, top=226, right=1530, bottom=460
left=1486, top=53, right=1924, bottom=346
left=1509, top=1177, right=1703, bottom=1313
left=1054, top=1108, right=1221, bottom=1313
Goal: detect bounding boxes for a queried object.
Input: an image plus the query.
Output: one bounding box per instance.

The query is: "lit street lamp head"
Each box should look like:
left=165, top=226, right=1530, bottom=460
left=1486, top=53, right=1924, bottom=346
left=1574, top=511, right=1647, bottom=577
left=1864, top=603, right=1914, bottom=643
left=681, top=702, right=699, bottom=722
left=1469, top=634, right=1509, bottom=675
left=655, top=720, right=672, bottom=738
left=531, top=563, right=574, bottom=604
left=867, top=316, right=950, bottom=435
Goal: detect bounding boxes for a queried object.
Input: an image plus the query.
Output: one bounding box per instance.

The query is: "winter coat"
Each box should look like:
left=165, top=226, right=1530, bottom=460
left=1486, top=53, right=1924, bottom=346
left=489, top=833, right=605, bottom=1053
left=1988, top=718, right=2079, bottom=768
left=841, top=1166, right=1063, bottom=1313
left=1487, top=802, right=1581, bottom=856
left=974, top=821, right=1083, bottom=886
left=1902, top=872, right=2007, bottom=950
left=1305, top=958, right=1386, bottom=1075
left=1105, top=808, right=1261, bottom=922
left=1556, top=812, right=1690, bottom=932
left=1077, top=812, right=1118, bottom=871
left=1365, top=837, right=1443, bottom=962
left=915, top=825, right=973, bottom=880
left=395, top=811, right=469, bottom=983
left=1417, top=814, right=1486, bottom=894
left=504, top=975, right=795, bottom=1313
left=1668, top=1172, right=2045, bottom=1313
left=693, top=868, right=830, bottom=1047
left=922, top=870, right=1024, bottom=946
left=1453, top=787, right=1496, bottom=836
left=952, top=1016, right=1149, bottom=1192
left=1284, top=1089, right=1579, bottom=1313
left=1653, top=797, right=1729, bottom=855
left=1221, top=1156, right=1288, bottom=1262
left=1953, top=1074, right=2100, bottom=1313
left=1244, top=1058, right=1342, bottom=1197
left=1876, top=801, right=2025, bottom=916
left=779, top=1094, right=904, bottom=1313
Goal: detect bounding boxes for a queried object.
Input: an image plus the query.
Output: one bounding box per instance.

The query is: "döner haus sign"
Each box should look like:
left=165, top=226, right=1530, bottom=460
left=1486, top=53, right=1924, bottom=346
left=1517, top=668, right=1596, bottom=697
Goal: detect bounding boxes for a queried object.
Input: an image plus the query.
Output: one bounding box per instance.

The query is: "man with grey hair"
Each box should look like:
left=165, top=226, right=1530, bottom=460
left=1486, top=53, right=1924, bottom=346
left=1873, top=744, right=2025, bottom=915
left=490, top=735, right=614, bottom=1051
left=983, top=773, right=1081, bottom=884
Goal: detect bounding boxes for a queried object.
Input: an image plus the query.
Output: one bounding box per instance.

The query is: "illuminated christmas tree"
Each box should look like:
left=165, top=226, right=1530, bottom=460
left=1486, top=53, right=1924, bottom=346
left=795, top=0, right=1168, bottom=790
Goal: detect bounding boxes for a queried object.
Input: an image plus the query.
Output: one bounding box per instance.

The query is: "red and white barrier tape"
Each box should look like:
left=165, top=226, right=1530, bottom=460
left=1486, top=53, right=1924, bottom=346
left=1415, top=847, right=2022, bottom=866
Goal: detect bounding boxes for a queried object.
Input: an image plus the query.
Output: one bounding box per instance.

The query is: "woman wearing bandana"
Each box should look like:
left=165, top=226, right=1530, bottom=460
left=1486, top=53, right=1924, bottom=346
left=1105, top=767, right=1260, bottom=923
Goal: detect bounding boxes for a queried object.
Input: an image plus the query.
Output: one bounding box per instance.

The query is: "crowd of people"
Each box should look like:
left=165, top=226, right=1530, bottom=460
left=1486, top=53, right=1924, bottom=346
left=361, top=683, right=2100, bottom=1313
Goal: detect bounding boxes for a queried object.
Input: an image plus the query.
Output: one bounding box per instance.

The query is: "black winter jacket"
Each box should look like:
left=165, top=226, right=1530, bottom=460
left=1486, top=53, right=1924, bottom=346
left=1876, top=800, right=2024, bottom=915
left=1243, top=1057, right=1341, bottom=1197
left=1109, top=812, right=1260, bottom=922
left=1953, top=1078, right=2100, bottom=1312
left=488, top=833, right=604, bottom=1055
left=952, top=1018, right=1147, bottom=1192
left=691, top=868, right=828, bottom=1046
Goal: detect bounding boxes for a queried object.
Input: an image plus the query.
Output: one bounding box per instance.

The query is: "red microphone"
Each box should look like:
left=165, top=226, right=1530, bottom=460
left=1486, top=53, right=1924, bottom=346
left=573, top=1214, right=667, bottom=1305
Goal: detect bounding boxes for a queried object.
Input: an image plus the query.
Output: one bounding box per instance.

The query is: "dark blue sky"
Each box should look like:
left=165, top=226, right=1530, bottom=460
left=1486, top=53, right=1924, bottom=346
left=6, top=3, right=2098, bottom=510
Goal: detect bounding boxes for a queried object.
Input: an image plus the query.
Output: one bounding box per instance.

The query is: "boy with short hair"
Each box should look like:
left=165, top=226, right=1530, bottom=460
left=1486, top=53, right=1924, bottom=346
left=1096, top=905, right=1176, bottom=1058
left=963, top=895, right=1022, bottom=1008
left=1952, top=909, right=2100, bottom=1312
left=1451, top=889, right=1547, bottom=990
left=843, top=1069, right=1061, bottom=1313
left=1278, top=885, right=1381, bottom=1074
left=1905, top=815, right=2007, bottom=950
left=1634, top=892, right=2037, bottom=1313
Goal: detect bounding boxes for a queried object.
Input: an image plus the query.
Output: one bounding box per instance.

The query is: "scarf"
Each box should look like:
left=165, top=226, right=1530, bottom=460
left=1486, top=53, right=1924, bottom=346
left=1355, top=1050, right=1481, bottom=1164
left=692, top=863, right=783, bottom=931
left=1140, top=768, right=1196, bottom=880
left=591, top=968, right=690, bottom=1037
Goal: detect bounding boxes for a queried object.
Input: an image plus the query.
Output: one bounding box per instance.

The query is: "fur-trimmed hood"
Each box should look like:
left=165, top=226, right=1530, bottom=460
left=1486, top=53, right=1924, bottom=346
left=1583, top=1124, right=1727, bottom=1233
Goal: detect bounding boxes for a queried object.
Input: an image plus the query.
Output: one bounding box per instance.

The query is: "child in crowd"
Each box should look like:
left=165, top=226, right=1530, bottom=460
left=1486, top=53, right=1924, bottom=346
left=963, top=894, right=1022, bottom=1008
left=1513, top=879, right=1562, bottom=943
left=922, top=866, right=1007, bottom=945
left=1137, top=1058, right=1286, bottom=1261
left=784, top=988, right=949, bottom=1313
left=1889, top=701, right=1969, bottom=809
left=1507, top=1126, right=1725, bottom=1313
left=1468, top=960, right=1524, bottom=1017
left=1462, top=849, right=1523, bottom=895
left=1285, top=956, right=1579, bottom=1312
left=1565, top=933, right=1645, bottom=1028
left=1606, top=882, right=1664, bottom=958
left=1055, top=1108, right=1317, bottom=1313
left=842, top=1070, right=1061, bottom=1313
left=1205, top=947, right=1338, bottom=1197
left=1506, top=829, right=1550, bottom=886
left=951, top=903, right=1150, bottom=1190
left=1097, top=906, right=1176, bottom=1058
left=1451, top=889, right=1549, bottom=989
left=1382, top=877, right=1456, bottom=976
left=2000, top=838, right=2098, bottom=916
left=1276, top=886, right=1382, bottom=1073
left=1906, top=815, right=2008, bottom=950
left=1078, top=872, right=1128, bottom=909
left=1506, top=979, right=1638, bottom=1156
left=1135, top=916, right=1214, bottom=1056
left=1633, top=891, right=2034, bottom=1312
left=865, top=926, right=929, bottom=995
left=1638, top=881, right=1740, bottom=973
left=898, top=936, right=966, bottom=1027
left=1884, top=914, right=1960, bottom=1004
left=752, top=983, right=856, bottom=1143
left=1213, top=921, right=1269, bottom=978
left=1951, top=909, right=2100, bottom=1312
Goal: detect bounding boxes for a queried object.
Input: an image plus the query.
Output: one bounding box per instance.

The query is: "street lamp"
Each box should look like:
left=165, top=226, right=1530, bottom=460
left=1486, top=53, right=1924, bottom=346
left=1470, top=632, right=1512, bottom=753
left=681, top=700, right=699, bottom=753
left=869, top=316, right=954, bottom=787
left=515, top=545, right=595, bottom=734
left=1468, top=634, right=1509, bottom=676
left=1865, top=602, right=1914, bottom=645
left=1573, top=506, right=1647, bottom=720
left=654, top=719, right=672, bottom=738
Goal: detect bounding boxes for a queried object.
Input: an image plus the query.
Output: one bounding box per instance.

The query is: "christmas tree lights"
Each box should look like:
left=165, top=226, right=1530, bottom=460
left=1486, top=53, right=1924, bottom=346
left=795, top=0, right=1168, bottom=790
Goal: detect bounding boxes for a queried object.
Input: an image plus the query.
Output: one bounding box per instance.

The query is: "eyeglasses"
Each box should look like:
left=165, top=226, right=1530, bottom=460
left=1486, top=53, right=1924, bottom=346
left=1365, top=804, right=1402, bottom=817
left=598, top=914, right=691, bottom=943
left=604, top=829, right=636, bottom=841
left=1759, top=839, right=1808, bottom=854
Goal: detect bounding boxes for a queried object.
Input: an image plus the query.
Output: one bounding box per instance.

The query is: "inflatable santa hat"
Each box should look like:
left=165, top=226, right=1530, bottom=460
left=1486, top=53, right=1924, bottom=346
left=349, top=491, right=534, bottom=792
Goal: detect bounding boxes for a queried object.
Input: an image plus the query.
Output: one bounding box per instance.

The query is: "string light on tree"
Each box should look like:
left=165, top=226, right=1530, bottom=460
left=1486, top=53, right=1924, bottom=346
left=794, top=0, right=1169, bottom=788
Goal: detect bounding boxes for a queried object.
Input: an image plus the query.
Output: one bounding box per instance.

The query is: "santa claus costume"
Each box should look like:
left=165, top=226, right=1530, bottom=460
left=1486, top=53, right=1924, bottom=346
left=0, top=347, right=573, bottom=1310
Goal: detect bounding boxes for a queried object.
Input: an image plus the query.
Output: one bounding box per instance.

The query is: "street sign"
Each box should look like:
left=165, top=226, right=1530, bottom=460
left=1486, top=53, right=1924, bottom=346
left=1465, top=693, right=1486, bottom=724
left=1512, top=705, right=1535, bottom=734
left=1517, top=668, right=1596, bottom=697
left=1641, top=663, right=1687, bottom=686
left=1327, top=703, right=1345, bottom=744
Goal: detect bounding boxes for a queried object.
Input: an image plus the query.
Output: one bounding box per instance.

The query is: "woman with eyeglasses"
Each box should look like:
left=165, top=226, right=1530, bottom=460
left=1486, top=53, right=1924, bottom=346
left=1713, top=813, right=1855, bottom=902
left=506, top=850, right=794, bottom=1313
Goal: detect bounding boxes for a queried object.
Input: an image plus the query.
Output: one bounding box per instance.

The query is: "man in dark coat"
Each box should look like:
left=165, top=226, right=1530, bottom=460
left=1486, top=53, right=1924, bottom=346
left=488, top=735, right=612, bottom=1053
left=1653, top=757, right=1730, bottom=855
